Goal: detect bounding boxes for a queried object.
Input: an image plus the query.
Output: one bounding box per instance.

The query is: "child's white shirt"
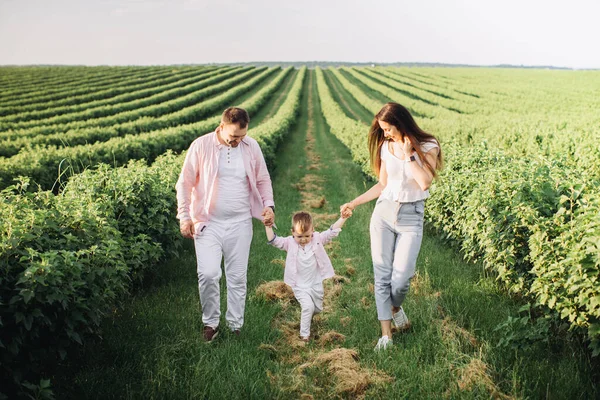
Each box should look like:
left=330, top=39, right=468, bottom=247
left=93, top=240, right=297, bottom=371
left=295, top=242, right=320, bottom=288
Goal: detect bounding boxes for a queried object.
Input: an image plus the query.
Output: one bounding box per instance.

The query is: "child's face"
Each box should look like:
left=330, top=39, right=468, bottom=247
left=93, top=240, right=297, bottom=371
left=292, top=226, right=314, bottom=246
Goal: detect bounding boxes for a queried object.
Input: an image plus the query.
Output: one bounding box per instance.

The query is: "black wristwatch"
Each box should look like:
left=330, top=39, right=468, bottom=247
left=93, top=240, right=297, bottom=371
left=409, top=155, right=416, bottom=162
left=269, top=206, right=275, bottom=212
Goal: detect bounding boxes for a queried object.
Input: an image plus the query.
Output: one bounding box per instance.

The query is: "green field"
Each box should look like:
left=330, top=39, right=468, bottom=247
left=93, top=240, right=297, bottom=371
left=1, top=65, right=599, bottom=399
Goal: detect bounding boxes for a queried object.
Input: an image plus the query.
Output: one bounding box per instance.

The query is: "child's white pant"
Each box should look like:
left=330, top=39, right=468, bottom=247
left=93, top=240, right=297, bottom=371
left=293, top=283, right=324, bottom=338
left=193, top=218, right=253, bottom=330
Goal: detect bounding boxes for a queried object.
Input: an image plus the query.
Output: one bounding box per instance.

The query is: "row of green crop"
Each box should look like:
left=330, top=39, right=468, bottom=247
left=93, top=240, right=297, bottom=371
left=355, top=68, right=475, bottom=114
left=0, top=67, right=229, bottom=133
left=382, top=68, right=482, bottom=100
left=0, top=67, right=259, bottom=142
left=0, top=67, right=168, bottom=109
left=0, top=65, right=155, bottom=93
left=0, top=67, right=290, bottom=190
left=0, top=69, right=279, bottom=165
left=315, top=67, right=600, bottom=355
left=341, top=67, right=600, bottom=180
left=0, top=67, right=221, bottom=125
left=0, top=66, right=148, bottom=100
left=0, top=67, right=201, bottom=117
left=370, top=68, right=482, bottom=109
left=341, top=68, right=440, bottom=119
left=0, top=66, right=305, bottom=400
left=251, top=67, right=306, bottom=166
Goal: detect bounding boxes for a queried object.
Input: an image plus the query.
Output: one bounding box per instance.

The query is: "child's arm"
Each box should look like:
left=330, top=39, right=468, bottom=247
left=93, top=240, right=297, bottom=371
left=265, top=225, right=275, bottom=242
left=265, top=225, right=289, bottom=251
left=321, top=217, right=347, bottom=244
left=331, top=217, right=347, bottom=230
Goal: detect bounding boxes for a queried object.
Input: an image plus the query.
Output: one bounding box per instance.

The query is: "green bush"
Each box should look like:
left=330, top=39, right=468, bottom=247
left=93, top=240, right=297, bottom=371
left=0, top=152, right=184, bottom=397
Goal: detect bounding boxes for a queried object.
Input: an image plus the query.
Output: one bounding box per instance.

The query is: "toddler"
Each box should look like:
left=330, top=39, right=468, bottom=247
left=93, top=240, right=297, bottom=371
left=265, top=211, right=347, bottom=341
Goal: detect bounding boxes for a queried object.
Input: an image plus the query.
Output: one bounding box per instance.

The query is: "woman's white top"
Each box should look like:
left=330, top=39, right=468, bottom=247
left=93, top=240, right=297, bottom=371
left=380, top=140, right=439, bottom=203
left=211, top=144, right=252, bottom=223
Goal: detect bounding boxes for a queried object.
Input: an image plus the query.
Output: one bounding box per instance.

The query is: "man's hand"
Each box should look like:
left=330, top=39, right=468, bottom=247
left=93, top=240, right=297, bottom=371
left=180, top=220, right=195, bottom=238
left=262, top=207, right=275, bottom=227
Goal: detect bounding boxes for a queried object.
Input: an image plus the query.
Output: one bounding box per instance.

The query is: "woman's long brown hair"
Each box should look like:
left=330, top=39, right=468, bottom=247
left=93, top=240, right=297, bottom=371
left=368, top=102, right=443, bottom=178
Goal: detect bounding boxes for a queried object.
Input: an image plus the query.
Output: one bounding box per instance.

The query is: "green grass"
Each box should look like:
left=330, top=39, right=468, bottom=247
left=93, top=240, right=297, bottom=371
left=51, top=70, right=599, bottom=399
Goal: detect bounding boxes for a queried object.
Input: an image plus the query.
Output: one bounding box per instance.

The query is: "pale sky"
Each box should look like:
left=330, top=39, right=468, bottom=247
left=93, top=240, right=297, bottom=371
left=1, top=0, right=598, bottom=69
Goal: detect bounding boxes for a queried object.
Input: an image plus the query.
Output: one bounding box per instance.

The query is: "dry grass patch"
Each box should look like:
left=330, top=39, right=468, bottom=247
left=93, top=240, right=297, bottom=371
left=270, top=258, right=286, bottom=268
left=439, top=316, right=479, bottom=348
left=445, top=357, right=514, bottom=399
left=331, top=274, right=350, bottom=284
left=342, top=258, right=357, bottom=276
left=298, top=348, right=392, bottom=397
left=324, top=280, right=343, bottom=300
left=313, top=213, right=340, bottom=231
left=302, top=195, right=326, bottom=209
left=318, top=331, right=346, bottom=345
left=361, top=296, right=371, bottom=308
left=255, top=281, right=295, bottom=302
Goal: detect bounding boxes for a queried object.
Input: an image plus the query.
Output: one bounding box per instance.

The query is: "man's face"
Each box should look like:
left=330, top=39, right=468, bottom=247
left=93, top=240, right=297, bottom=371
left=218, top=122, right=247, bottom=147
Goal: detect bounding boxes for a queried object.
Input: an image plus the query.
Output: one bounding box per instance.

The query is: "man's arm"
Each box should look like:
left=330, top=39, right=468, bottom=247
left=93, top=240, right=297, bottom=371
left=175, top=141, right=200, bottom=238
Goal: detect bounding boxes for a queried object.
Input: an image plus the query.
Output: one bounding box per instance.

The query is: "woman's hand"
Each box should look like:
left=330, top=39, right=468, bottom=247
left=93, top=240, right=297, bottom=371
left=340, top=201, right=355, bottom=219
left=401, top=137, right=414, bottom=156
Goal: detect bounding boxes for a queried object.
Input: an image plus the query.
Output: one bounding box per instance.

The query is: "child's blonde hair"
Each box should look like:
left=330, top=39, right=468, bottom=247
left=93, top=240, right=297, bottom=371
left=292, top=211, right=313, bottom=233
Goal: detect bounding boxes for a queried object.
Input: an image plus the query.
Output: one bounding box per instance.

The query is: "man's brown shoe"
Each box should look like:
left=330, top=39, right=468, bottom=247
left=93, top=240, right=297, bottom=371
left=203, top=326, right=219, bottom=342
left=233, top=329, right=241, bottom=337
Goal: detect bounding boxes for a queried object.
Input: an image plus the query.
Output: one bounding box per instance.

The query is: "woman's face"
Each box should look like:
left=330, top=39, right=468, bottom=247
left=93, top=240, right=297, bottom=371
left=378, top=120, right=403, bottom=142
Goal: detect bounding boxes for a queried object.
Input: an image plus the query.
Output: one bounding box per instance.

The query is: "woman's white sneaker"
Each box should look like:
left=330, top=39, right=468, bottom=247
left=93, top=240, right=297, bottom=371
left=392, top=306, right=411, bottom=331
left=374, top=335, right=393, bottom=351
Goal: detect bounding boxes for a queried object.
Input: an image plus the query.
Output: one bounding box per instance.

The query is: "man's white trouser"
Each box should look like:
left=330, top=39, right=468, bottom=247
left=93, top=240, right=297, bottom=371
left=293, top=283, right=324, bottom=338
left=193, top=218, right=252, bottom=330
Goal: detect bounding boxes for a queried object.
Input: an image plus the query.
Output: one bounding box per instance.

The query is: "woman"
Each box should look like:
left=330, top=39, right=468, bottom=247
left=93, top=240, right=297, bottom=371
left=341, top=102, right=443, bottom=351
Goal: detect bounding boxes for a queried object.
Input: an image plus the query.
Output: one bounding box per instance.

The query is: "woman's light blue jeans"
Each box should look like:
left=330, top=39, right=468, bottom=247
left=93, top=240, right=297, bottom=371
left=370, top=198, right=424, bottom=321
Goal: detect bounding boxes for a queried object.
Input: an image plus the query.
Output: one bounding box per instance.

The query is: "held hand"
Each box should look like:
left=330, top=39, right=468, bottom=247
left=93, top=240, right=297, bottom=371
left=340, top=202, right=355, bottom=219
left=262, top=207, right=275, bottom=227
left=180, top=220, right=195, bottom=238
left=341, top=208, right=353, bottom=219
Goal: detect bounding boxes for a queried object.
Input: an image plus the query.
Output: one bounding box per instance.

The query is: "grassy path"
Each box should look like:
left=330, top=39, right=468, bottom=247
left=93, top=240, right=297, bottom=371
left=52, top=70, right=598, bottom=399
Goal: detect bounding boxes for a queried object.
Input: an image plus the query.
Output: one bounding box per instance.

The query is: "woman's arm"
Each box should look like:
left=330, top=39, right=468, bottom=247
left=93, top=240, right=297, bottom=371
left=408, top=148, right=439, bottom=191
left=341, top=160, right=387, bottom=215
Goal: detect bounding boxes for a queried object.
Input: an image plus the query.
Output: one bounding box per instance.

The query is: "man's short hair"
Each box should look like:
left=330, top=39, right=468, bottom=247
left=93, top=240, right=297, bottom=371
left=221, top=107, right=249, bottom=129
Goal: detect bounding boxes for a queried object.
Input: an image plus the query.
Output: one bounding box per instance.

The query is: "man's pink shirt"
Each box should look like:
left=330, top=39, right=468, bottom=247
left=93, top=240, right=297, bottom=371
left=176, top=131, right=274, bottom=230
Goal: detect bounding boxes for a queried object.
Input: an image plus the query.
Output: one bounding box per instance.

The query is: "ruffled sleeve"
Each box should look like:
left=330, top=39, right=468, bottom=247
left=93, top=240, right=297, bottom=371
left=421, top=140, right=439, bottom=154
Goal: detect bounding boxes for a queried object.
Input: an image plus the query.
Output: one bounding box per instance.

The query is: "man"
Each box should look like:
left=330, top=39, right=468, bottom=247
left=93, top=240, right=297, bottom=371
left=176, top=107, right=275, bottom=342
